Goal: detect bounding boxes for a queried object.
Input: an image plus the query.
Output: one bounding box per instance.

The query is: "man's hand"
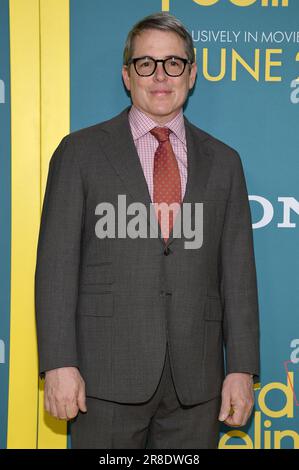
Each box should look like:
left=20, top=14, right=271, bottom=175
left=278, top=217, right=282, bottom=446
left=218, top=373, right=254, bottom=427
left=44, top=367, right=87, bottom=420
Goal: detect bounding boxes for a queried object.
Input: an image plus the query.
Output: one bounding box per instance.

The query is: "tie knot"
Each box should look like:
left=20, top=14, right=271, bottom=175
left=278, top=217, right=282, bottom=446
left=150, top=127, right=171, bottom=143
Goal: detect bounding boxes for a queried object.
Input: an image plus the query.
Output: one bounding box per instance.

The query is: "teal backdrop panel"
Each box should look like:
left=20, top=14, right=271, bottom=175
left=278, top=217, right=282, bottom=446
left=70, top=0, right=299, bottom=449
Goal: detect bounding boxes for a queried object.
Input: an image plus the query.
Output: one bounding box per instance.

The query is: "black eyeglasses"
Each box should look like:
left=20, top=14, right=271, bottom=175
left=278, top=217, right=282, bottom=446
left=127, top=56, right=192, bottom=77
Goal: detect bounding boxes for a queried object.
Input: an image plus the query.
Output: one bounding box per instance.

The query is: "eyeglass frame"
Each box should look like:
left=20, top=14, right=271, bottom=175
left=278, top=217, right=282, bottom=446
left=127, top=55, right=193, bottom=77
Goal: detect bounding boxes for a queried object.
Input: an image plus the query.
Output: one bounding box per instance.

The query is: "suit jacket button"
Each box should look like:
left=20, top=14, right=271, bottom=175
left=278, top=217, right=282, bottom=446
left=164, top=246, right=171, bottom=256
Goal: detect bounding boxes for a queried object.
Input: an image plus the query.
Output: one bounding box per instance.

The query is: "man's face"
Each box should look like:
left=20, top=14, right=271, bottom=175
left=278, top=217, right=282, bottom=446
left=122, top=29, right=197, bottom=125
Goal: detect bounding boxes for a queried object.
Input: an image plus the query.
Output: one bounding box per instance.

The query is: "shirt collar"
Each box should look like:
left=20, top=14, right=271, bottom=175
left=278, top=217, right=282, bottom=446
left=128, top=104, right=186, bottom=149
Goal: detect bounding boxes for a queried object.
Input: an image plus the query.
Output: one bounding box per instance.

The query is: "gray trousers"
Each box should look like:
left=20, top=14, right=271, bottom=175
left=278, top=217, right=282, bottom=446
left=70, top=343, right=221, bottom=449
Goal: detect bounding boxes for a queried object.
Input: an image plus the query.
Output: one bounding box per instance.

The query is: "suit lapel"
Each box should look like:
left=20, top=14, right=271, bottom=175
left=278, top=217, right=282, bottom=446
left=98, top=106, right=163, bottom=243
left=99, top=106, right=152, bottom=206
left=165, top=115, right=214, bottom=248
left=98, top=106, right=214, bottom=248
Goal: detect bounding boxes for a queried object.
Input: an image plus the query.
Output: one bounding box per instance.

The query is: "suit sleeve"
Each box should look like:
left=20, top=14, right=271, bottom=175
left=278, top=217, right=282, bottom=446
left=35, top=135, right=85, bottom=379
left=220, top=151, right=260, bottom=384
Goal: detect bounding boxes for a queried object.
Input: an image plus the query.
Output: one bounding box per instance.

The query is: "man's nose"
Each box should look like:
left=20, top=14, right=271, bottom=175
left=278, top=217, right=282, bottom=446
left=153, top=62, right=167, bottom=81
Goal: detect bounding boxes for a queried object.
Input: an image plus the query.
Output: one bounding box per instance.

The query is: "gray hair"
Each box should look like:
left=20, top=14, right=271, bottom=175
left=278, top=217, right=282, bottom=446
left=123, top=12, right=195, bottom=66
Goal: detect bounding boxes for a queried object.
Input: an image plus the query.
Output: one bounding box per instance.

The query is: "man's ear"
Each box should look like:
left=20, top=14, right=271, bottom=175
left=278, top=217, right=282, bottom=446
left=122, top=65, right=131, bottom=92
left=189, top=62, right=197, bottom=90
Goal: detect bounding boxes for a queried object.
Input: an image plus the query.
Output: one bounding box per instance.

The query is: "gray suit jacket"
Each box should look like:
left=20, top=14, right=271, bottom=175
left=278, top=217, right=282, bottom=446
left=35, top=105, right=260, bottom=405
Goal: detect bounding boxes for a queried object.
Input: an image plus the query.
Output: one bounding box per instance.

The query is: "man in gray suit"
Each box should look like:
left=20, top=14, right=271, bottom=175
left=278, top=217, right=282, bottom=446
left=35, top=12, right=260, bottom=449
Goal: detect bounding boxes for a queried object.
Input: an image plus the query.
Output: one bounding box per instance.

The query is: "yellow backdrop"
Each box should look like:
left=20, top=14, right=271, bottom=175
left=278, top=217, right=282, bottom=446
left=7, top=0, right=70, bottom=449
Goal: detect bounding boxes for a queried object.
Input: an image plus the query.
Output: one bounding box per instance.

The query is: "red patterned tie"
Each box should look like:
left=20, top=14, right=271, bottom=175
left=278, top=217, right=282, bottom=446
left=150, top=127, right=182, bottom=242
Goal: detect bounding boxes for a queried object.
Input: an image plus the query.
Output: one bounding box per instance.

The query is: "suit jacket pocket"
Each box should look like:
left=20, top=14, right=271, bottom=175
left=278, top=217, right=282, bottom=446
left=80, top=262, right=114, bottom=285
left=77, top=292, right=114, bottom=317
left=204, top=297, right=223, bottom=321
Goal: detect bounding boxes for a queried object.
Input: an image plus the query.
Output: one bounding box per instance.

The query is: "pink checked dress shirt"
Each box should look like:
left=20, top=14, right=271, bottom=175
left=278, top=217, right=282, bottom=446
left=128, top=105, right=188, bottom=202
